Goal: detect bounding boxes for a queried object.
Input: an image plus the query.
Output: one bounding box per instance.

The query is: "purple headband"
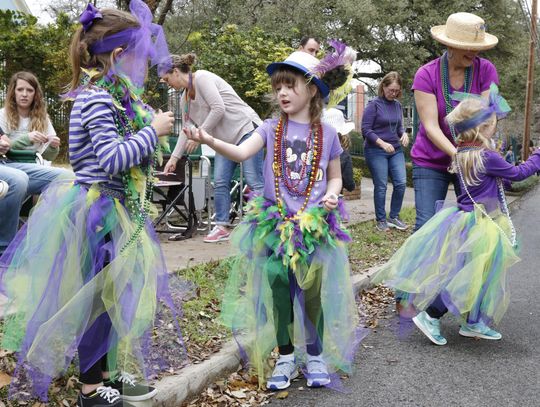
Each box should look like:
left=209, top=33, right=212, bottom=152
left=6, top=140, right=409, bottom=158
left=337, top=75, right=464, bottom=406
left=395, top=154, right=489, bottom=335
left=79, top=0, right=172, bottom=86
left=449, top=83, right=511, bottom=134
left=89, top=28, right=138, bottom=54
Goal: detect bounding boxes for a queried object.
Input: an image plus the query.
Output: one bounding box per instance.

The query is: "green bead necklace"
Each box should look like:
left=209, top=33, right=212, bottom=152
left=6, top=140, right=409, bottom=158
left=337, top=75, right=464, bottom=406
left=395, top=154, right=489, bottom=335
left=112, top=102, right=157, bottom=254
left=441, top=52, right=474, bottom=141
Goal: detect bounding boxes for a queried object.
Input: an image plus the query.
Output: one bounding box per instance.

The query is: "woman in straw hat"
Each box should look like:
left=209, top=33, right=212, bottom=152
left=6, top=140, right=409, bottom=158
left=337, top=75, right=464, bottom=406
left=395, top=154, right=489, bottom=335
left=403, top=12, right=499, bottom=323
left=411, top=12, right=499, bottom=232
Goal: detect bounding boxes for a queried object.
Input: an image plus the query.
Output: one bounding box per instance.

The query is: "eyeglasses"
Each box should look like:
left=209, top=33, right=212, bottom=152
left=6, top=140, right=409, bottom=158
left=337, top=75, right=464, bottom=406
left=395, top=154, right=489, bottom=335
left=386, top=89, right=401, bottom=94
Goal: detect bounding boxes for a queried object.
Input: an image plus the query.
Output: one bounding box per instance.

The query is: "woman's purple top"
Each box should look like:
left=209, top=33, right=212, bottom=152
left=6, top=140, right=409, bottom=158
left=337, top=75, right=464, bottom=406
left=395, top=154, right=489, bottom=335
left=457, top=149, right=540, bottom=212
left=361, top=96, right=404, bottom=149
left=411, top=56, right=499, bottom=172
left=257, top=118, right=342, bottom=214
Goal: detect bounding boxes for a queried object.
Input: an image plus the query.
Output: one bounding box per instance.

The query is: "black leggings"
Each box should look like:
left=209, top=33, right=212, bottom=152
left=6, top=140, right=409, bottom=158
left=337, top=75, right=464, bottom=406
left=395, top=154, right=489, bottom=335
left=272, top=270, right=324, bottom=356
left=79, top=354, right=109, bottom=385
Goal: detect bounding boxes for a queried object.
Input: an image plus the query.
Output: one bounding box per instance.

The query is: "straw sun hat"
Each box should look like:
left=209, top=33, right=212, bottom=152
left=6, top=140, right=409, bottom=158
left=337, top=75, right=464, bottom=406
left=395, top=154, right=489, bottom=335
left=430, top=12, right=498, bottom=51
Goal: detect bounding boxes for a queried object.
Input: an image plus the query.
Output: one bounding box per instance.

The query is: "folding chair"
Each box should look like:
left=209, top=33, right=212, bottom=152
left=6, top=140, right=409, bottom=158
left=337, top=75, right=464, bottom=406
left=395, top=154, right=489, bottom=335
left=152, top=155, right=197, bottom=241
left=188, top=145, right=246, bottom=230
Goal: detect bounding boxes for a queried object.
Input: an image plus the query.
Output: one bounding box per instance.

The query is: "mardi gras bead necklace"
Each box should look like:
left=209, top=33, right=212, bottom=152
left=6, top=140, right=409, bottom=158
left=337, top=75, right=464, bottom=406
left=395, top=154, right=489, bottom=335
left=456, top=159, right=516, bottom=247
left=441, top=52, right=474, bottom=141
left=273, top=116, right=323, bottom=220
left=91, top=74, right=158, bottom=253
left=183, top=72, right=193, bottom=123
left=381, top=99, right=400, bottom=134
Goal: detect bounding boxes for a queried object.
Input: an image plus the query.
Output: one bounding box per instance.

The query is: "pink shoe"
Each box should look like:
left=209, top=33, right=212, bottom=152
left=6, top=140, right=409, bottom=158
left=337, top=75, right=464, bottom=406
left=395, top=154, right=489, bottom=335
left=203, top=226, right=231, bottom=243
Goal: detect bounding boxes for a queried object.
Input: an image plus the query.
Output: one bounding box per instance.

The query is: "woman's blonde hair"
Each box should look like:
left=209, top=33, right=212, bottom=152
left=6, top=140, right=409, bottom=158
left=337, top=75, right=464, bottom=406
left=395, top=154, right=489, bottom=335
left=378, top=71, right=402, bottom=98
left=5, top=71, right=48, bottom=133
left=270, top=67, right=323, bottom=126
left=447, top=98, right=495, bottom=186
left=67, top=8, right=140, bottom=92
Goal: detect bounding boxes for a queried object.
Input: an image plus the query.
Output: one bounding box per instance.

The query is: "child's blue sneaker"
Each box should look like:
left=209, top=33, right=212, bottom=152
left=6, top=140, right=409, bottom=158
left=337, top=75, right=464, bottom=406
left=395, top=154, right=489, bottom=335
left=266, top=354, right=298, bottom=390
left=412, top=311, right=447, bottom=345
left=305, top=355, right=331, bottom=388
left=459, top=321, right=502, bottom=340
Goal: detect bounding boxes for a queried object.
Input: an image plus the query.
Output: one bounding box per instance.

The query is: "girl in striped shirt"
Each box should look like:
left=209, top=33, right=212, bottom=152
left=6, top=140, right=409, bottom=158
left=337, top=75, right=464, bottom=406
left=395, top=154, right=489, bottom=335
left=0, top=1, right=177, bottom=406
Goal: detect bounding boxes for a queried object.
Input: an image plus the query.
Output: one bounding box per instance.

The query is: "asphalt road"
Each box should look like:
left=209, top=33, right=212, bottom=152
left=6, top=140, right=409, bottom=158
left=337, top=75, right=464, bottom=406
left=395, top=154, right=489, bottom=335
left=272, top=185, right=540, bottom=407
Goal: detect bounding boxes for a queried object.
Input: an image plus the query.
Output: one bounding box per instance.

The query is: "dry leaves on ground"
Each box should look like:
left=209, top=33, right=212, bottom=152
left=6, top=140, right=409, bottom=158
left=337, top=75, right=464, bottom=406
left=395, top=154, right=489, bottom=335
left=184, top=368, right=273, bottom=407
left=358, top=285, right=395, bottom=329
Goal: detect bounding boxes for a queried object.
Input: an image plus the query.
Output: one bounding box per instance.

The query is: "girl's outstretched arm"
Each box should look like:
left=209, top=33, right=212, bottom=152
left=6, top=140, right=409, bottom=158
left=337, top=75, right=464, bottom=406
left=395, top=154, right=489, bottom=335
left=484, top=149, right=540, bottom=181
left=184, top=126, right=264, bottom=162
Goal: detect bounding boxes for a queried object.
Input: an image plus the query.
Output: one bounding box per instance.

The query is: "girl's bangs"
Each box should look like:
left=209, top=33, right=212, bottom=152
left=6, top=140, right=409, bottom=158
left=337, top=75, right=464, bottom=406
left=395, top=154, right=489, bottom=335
left=271, top=68, right=301, bottom=90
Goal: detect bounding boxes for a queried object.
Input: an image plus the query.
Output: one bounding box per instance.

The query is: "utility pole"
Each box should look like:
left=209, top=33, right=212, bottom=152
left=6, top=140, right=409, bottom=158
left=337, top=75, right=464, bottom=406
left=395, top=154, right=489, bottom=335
left=523, top=0, right=538, bottom=161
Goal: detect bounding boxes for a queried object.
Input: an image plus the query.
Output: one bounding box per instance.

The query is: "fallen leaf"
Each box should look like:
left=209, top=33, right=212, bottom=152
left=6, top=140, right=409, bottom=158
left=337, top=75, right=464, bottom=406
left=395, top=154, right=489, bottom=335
left=276, top=391, right=289, bottom=399
left=0, top=372, right=12, bottom=388
left=230, top=390, right=247, bottom=399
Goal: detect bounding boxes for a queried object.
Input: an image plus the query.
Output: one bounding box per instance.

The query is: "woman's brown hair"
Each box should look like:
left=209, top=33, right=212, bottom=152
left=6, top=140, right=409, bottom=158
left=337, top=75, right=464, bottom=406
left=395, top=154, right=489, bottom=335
left=378, top=71, right=402, bottom=98
left=270, top=68, right=323, bottom=125
left=67, top=8, right=140, bottom=92
left=5, top=71, right=48, bottom=133
left=170, top=53, right=196, bottom=73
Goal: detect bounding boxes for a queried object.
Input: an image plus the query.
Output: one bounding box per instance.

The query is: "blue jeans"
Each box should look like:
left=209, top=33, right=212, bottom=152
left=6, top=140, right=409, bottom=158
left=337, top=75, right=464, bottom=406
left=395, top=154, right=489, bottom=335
left=213, top=132, right=264, bottom=225
left=364, top=146, right=407, bottom=222
left=0, top=161, right=72, bottom=253
left=412, top=164, right=461, bottom=231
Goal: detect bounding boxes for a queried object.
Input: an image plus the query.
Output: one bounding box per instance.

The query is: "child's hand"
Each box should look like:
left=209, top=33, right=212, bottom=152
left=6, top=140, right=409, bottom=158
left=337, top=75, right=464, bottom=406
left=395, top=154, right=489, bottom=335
left=183, top=126, right=214, bottom=146
left=151, top=111, right=174, bottom=137
left=322, top=192, right=338, bottom=211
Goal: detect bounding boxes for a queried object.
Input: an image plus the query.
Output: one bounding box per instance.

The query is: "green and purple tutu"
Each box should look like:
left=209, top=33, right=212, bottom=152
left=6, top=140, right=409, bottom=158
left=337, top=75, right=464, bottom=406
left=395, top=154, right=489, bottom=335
left=0, top=179, right=183, bottom=401
left=220, top=196, right=362, bottom=387
left=373, top=205, right=519, bottom=325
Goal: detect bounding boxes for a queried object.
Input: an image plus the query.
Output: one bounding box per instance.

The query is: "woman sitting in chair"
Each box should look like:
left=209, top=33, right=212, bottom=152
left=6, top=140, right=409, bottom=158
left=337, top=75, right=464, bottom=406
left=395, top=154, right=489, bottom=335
left=0, top=71, right=71, bottom=256
left=0, top=72, right=62, bottom=161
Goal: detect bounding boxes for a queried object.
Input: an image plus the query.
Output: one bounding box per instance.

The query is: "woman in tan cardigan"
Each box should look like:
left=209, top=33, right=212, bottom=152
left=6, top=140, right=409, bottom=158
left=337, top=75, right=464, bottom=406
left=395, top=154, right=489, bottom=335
left=161, top=53, right=264, bottom=242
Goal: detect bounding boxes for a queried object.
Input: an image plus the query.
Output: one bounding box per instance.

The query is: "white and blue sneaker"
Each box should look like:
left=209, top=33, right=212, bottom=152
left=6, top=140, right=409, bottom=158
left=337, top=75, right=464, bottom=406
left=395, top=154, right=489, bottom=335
left=412, top=311, right=447, bottom=346
left=459, top=321, right=502, bottom=340
left=305, top=355, right=331, bottom=388
left=266, top=354, right=298, bottom=390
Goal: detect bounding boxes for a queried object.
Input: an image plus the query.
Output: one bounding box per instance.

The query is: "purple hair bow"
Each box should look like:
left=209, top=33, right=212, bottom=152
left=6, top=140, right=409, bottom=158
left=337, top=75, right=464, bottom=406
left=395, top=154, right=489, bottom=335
left=79, top=3, right=102, bottom=32
left=450, top=83, right=511, bottom=134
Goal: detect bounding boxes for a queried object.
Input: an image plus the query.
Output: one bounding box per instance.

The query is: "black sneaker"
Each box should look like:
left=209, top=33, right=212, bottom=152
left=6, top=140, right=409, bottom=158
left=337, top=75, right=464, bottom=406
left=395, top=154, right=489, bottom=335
left=77, top=386, right=136, bottom=406
left=104, top=372, right=158, bottom=402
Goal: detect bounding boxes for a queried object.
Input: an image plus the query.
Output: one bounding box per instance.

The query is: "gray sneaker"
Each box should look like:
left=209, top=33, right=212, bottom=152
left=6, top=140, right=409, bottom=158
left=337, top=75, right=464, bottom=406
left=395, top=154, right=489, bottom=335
left=376, top=220, right=389, bottom=231
left=387, top=217, right=408, bottom=230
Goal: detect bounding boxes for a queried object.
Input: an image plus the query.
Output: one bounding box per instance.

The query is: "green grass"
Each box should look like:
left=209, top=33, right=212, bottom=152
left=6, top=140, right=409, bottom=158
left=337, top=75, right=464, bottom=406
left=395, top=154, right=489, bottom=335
left=348, top=207, right=416, bottom=273
left=508, top=175, right=540, bottom=194
left=176, top=260, right=231, bottom=346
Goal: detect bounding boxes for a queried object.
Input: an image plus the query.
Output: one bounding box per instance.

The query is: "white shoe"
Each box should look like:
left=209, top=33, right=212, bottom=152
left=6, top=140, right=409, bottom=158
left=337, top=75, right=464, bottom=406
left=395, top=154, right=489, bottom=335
left=266, top=354, right=298, bottom=390
left=306, top=355, right=331, bottom=387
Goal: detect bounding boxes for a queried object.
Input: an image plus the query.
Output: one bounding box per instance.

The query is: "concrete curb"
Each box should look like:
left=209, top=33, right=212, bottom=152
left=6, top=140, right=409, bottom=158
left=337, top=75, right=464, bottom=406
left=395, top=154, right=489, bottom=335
left=153, top=265, right=382, bottom=406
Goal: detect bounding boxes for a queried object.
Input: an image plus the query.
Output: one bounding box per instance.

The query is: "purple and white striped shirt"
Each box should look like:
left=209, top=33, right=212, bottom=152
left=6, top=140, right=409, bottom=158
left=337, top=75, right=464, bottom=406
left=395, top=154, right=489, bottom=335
left=69, top=88, right=157, bottom=191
